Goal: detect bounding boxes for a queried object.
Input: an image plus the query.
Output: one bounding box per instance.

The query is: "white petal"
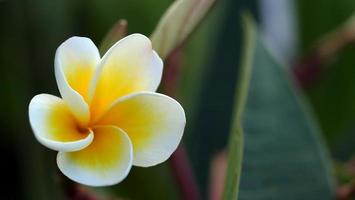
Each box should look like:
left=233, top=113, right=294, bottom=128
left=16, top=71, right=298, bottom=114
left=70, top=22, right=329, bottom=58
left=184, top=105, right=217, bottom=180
left=57, top=126, right=133, bottom=186
left=96, top=92, right=186, bottom=167
left=55, top=37, right=100, bottom=125
left=88, top=34, right=163, bottom=120
left=28, top=94, right=94, bottom=152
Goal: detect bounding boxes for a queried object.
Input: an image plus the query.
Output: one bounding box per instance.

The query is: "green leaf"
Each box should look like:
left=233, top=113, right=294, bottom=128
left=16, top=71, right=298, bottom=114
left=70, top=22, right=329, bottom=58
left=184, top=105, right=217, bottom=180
left=150, top=0, right=216, bottom=59
left=222, top=13, right=254, bottom=200
left=182, top=2, right=259, bottom=197
left=224, top=14, right=336, bottom=200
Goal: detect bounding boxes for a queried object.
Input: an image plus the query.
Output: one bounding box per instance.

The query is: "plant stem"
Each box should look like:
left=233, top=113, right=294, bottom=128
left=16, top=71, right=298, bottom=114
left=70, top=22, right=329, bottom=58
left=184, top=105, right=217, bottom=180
left=99, top=19, right=128, bottom=54
left=162, top=46, right=202, bottom=200
left=65, top=181, right=102, bottom=200
left=336, top=182, right=355, bottom=200
left=170, top=146, right=202, bottom=200
left=336, top=158, right=355, bottom=200
left=294, top=13, right=355, bottom=88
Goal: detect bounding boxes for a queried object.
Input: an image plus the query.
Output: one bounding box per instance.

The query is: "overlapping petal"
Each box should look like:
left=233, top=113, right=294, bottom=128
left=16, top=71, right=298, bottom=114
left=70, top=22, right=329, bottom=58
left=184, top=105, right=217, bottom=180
left=55, top=37, right=100, bottom=125
left=28, top=94, right=94, bottom=152
left=95, top=92, right=186, bottom=167
left=57, top=126, right=133, bottom=186
left=88, top=34, right=163, bottom=121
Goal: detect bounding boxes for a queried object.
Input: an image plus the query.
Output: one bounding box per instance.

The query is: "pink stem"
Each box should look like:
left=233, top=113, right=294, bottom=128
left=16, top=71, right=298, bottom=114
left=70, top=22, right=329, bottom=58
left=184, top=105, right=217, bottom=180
left=162, top=46, right=201, bottom=200
left=293, top=52, right=323, bottom=88
left=170, top=146, right=202, bottom=200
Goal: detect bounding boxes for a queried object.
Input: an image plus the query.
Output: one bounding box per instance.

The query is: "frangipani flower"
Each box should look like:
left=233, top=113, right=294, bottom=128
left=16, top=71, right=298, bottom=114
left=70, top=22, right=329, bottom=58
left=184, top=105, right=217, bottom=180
left=28, top=34, right=186, bottom=186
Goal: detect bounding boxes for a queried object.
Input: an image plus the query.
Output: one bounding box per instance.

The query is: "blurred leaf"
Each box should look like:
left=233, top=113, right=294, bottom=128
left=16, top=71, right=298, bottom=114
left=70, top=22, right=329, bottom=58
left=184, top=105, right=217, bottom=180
left=150, top=0, right=216, bottom=59
left=297, top=0, right=355, bottom=149
left=183, top=1, right=259, bottom=197
left=231, top=15, right=336, bottom=199
left=99, top=19, right=127, bottom=54
left=222, top=13, right=254, bottom=200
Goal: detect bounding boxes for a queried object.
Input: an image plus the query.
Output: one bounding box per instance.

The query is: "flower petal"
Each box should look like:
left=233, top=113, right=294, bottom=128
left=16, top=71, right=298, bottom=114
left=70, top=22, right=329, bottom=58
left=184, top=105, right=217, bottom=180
left=57, top=126, right=133, bottom=186
left=55, top=37, right=100, bottom=125
left=96, top=92, right=186, bottom=167
left=29, top=94, right=94, bottom=152
left=88, top=34, right=163, bottom=120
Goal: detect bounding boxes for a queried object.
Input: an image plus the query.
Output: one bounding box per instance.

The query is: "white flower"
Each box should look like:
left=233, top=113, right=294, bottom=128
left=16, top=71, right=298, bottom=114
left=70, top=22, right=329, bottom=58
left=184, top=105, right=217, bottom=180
left=28, top=34, right=186, bottom=186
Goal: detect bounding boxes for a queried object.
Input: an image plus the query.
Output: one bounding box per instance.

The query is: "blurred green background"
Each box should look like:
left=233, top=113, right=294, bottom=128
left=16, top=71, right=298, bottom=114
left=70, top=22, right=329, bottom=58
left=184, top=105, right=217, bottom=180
left=0, top=0, right=355, bottom=199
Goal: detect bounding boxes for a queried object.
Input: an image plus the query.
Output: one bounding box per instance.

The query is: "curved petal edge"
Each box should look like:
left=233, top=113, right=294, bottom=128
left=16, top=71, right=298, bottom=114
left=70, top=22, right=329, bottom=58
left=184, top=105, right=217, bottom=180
left=28, top=94, right=94, bottom=152
left=96, top=92, right=186, bottom=167
left=57, top=126, right=133, bottom=186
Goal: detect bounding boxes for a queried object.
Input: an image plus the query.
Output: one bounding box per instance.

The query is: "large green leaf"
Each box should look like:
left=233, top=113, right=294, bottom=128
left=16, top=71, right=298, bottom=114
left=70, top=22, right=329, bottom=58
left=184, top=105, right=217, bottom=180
left=184, top=2, right=259, bottom=197
left=222, top=13, right=254, bottom=200
left=229, top=15, right=336, bottom=199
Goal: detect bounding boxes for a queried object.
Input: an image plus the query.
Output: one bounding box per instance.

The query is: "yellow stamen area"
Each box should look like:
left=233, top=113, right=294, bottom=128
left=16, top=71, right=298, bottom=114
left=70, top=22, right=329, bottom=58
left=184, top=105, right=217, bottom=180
left=90, top=61, right=150, bottom=120
left=65, top=126, right=124, bottom=170
left=64, top=63, right=95, bottom=101
left=96, top=96, right=163, bottom=152
left=47, top=100, right=89, bottom=142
